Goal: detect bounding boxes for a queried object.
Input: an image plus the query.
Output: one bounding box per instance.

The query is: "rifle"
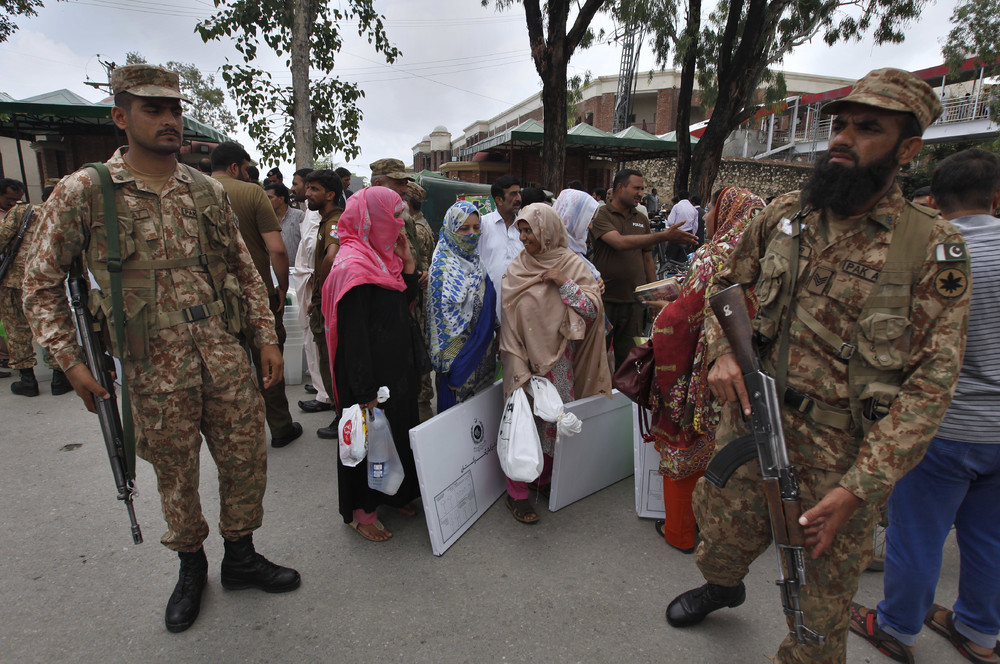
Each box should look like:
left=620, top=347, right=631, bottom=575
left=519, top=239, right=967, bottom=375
left=0, top=206, right=34, bottom=284
left=68, top=273, right=143, bottom=545
left=704, top=284, right=823, bottom=646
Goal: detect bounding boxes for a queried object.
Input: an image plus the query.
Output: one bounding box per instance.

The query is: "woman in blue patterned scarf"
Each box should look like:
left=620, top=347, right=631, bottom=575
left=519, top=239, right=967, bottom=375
left=426, top=201, right=497, bottom=412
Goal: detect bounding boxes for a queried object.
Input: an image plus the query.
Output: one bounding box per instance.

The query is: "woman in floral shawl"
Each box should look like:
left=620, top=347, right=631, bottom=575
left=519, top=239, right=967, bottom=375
left=426, top=201, right=497, bottom=413
left=647, top=186, right=765, bottom=552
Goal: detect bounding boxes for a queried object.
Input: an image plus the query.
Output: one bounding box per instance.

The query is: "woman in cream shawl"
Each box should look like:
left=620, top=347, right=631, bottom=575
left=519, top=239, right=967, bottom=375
left=499, top=203, right=612, bottom=524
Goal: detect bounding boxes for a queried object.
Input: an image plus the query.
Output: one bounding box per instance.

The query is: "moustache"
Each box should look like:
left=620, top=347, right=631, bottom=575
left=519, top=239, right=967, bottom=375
left=827, top=147, right=858, bottom=163
left=157, top=129, right=180, bottom=138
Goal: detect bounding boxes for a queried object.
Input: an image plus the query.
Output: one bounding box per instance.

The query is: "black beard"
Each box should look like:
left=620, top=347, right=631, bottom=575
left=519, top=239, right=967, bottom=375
left=802, top=149, right=898, bottom=217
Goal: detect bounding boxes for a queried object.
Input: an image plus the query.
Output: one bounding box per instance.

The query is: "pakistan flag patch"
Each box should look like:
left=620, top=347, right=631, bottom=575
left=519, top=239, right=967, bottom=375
left=935, top=243, right=968, bottom=262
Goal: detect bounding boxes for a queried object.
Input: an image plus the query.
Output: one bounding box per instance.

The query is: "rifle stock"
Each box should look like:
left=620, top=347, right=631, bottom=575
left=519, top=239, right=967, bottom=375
left=706, top=284, right=823, bottom=646
left=68, top=274, right=142, bottom=545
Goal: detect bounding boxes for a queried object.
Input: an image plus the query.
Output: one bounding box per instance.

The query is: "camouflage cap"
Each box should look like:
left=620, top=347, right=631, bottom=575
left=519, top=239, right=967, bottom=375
left=369, top=158, right=413, bottom=181
left=406, top=181, right=426, bottom=202
left=111, top=64, right=191, bottom=102
left=822, top=67, right=942, bottom=132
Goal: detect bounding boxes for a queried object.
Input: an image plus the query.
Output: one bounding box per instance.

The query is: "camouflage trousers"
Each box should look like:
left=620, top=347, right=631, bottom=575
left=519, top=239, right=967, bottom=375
left=693, top=461, right=880, bottom=664
left=411, top=291, right=433, bottom=404
left=132, top=349, right=267, bottom=552
left=0, top=286, right=36, bottom=369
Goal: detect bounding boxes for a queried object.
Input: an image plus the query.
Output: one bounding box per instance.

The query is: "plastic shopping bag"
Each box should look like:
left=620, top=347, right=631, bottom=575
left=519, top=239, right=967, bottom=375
left=367, top=408, right=404, bottom=496
left=338, top=386, right=392, bottom=467
left=527, top=376, right=582, bottom=442
left=496, top=387, right=543, bottom=482
left=338, top=404, right=368, bottom=467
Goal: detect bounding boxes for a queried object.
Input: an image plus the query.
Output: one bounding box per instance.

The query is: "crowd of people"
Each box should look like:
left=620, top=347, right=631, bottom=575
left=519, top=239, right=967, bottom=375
left=1, top=61, right=997, bottom=664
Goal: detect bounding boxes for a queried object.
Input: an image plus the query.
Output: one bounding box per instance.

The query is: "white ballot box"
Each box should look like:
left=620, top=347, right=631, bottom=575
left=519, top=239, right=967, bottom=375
left=633, top=404, right=666, bottom=519
left=409, top=382, right=507, bottom=556
left=548, top=389, right=635, bottom=512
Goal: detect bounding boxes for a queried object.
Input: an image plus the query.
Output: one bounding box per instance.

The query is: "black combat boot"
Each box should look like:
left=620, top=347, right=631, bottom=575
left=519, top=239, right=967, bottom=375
left=666, top=581, right=746, bottom=628
left=10, top=368, right=39, bottom=397
left=165, top=547, right=208, bottom=633
left=220, top=534, right=301, bottom=593
left=50, top=369, right=73, bottom=396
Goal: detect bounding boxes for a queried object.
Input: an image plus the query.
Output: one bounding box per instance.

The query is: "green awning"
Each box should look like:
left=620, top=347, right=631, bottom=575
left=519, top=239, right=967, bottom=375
left=0, top=100, right=230, bottom=143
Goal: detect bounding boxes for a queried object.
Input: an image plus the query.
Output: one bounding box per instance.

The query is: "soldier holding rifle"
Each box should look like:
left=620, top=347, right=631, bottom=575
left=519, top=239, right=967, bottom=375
left=665, top=68, right=972, bottom=663
left=21, top=64, right=300, bottom=634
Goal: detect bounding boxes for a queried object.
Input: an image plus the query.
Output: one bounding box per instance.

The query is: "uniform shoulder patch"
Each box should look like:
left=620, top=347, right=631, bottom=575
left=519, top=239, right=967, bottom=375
left=935, top=242, right=968, bottom=262
left=934, top=267, right=969, bottom=299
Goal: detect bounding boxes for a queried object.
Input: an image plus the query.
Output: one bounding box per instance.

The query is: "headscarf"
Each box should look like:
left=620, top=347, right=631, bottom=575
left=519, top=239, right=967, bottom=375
left=553, top=189, right=600, bottom=256
left=321, top=186, right=406, bottom=401
left=648, top=186, right=765, bottom=479
left=426, top=201, right=488, bottom=373
left=499, top=203, right=612, bottom=400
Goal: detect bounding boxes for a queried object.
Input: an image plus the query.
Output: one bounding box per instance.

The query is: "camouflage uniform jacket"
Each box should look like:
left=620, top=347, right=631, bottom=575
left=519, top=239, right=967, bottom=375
left=704, top=183, right=971, bottom=505
left=0, top=202, right=40, bottom=288
left=22, top=148, right=277, bottom=394
left=413, top=213, right=435, bottom=274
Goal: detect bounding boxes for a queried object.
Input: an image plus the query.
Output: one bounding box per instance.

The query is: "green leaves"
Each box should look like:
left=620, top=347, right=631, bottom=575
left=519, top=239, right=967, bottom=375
left=197, top=0, right=399, bottom=165
left=1, top=0, right=50, bottom=44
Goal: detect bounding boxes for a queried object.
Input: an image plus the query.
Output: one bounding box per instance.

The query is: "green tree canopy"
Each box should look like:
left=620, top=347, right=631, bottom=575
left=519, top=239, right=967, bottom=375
left=196, top=0, right=399, bottom=168
left=0, top=0, right=48, bottom=44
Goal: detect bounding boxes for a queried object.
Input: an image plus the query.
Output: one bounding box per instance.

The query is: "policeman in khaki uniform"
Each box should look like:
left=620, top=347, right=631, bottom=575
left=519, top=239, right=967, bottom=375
left=21, top=64, right=300, bottom=634
left=665, top=68, right=972, bottom=663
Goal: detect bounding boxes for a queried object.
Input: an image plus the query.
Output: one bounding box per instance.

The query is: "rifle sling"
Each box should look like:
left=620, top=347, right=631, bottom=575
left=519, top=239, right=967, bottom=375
left=85, top=162, right=136, bottom=480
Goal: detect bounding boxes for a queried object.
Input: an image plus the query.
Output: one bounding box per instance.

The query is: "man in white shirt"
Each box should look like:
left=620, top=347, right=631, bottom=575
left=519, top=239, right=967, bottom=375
left=478, top=175, right=523, bottom=319
left=666, top=191, right=699, bottom=234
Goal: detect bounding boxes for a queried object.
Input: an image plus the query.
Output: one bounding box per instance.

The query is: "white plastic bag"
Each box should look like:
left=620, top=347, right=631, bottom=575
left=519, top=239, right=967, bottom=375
left=338, top=404, right=368, bottom=467
left=338, top=386, right=391, bottom=467
left=497, top=387, right=544, bottom=482
left=527, top=376, right=582, bottom=442
left=367, top=408, right=404, bottom=496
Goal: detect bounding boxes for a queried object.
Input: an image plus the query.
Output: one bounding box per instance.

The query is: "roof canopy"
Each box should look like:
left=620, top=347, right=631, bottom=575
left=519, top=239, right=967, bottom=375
left=459, top=120, right=680, bottom=161
left=0, top=95, right=229, bottom=143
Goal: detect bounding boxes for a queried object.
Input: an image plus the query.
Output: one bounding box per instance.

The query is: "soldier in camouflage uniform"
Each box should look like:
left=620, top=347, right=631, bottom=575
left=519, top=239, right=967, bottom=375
left=21, top=64, right=300, bottom=634
left=406, top=181, right=436, bottom=418
left=665, top=68, right=972, bottom=663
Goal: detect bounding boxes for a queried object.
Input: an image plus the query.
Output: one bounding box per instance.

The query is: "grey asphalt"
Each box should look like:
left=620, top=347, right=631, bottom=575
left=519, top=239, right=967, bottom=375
left=1, top=373, right=964, bottom=664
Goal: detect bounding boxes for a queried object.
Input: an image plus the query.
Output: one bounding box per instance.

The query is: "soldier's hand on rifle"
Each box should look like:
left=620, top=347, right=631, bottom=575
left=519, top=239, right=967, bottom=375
left=259, top=344, right=284, bottom=389
left=798, top=486, right=863, bottom=559
left=707, top=352, right=752, bottom=417
left=65, top=362, right=110, bottom=413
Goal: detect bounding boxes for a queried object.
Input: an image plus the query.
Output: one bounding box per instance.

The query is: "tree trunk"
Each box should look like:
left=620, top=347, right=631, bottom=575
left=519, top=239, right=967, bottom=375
left=291, top=0, right=314, bottom=169
left=540, top=57, right=568, bottom=191
left=673, top=0, right=701, bottom=197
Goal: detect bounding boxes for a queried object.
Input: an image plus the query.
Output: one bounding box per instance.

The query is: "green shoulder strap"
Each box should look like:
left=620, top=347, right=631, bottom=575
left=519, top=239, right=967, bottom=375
left=84, top=162, right=136, bottom=480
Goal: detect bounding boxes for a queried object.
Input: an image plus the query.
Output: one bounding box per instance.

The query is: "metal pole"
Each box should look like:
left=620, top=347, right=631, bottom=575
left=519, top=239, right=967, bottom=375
left=11, top=113, right=30, bottom=203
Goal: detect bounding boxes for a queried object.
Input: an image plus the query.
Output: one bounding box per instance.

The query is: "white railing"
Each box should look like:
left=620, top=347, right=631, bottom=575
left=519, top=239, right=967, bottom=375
left=935, top=95, right=991, bottom=125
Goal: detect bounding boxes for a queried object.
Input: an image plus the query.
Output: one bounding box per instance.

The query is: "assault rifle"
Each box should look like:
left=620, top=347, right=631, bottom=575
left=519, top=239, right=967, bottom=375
left=68, top=273, right=143, bottom=544
left=0, top=206, right=34, bottom=284
left=704, top=284, right=823, bottom=646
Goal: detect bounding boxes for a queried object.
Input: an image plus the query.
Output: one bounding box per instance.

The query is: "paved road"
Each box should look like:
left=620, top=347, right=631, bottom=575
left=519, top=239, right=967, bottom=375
left=0, top=373, right=963, bottom=663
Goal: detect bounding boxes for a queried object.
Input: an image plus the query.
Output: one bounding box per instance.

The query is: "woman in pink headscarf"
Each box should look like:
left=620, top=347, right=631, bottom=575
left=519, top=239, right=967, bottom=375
left=321, top=186, right=425, bottom=542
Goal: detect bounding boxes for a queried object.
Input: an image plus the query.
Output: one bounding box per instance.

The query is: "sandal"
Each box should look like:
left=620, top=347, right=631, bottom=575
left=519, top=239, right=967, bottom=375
left=505, top=495, right=539, bottom=524
left=348, top=519, right=392, bottom=542
left=848, top=602, right=914, bottom=664
left=924, top=604, right=1000, bottom=664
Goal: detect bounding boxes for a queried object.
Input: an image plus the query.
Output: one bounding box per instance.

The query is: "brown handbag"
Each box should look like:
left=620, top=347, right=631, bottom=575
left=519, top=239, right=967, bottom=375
left=612, top=339, right=655, bottom=408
